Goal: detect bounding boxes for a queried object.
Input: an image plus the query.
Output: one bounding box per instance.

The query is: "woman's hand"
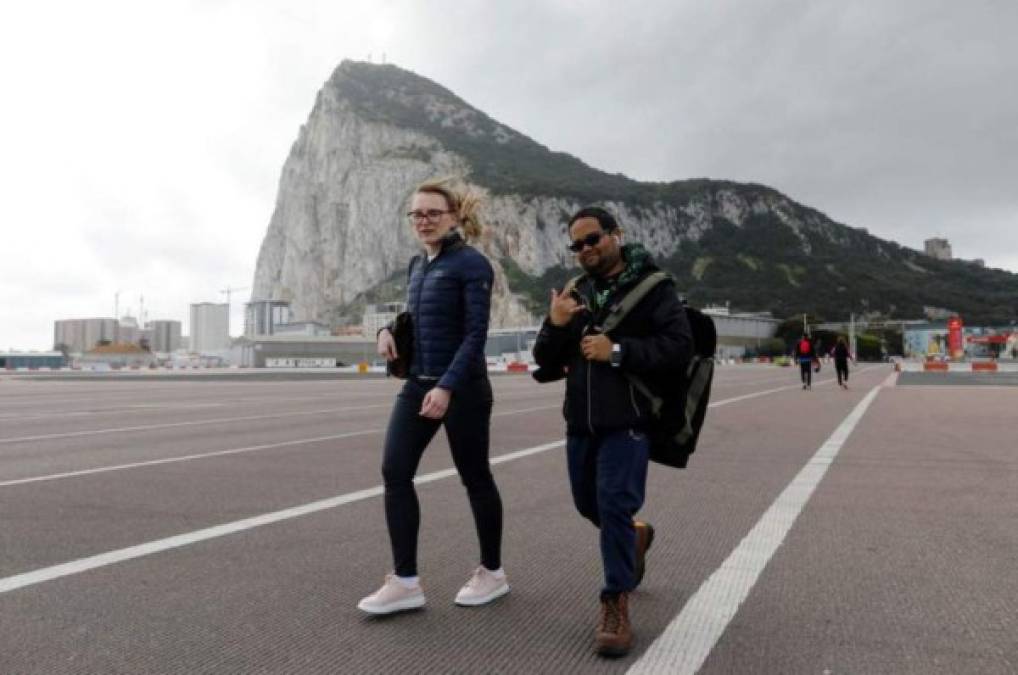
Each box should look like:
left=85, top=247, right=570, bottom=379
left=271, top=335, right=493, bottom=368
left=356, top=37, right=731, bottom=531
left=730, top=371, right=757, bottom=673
left=377, top=328, right=398, bottom=360
left=419, top=387, right=451, bottom=419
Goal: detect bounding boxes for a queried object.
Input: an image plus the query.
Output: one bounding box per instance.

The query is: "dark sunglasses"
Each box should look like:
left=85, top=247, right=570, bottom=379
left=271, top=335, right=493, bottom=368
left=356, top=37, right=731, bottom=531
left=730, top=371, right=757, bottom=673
left=567, top=231, right=606, bottom=253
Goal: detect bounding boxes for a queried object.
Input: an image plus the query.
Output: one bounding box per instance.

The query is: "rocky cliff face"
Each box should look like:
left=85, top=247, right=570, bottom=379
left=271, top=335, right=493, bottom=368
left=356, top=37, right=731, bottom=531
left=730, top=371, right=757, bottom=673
left=253, top=61, right=1018, bottom=326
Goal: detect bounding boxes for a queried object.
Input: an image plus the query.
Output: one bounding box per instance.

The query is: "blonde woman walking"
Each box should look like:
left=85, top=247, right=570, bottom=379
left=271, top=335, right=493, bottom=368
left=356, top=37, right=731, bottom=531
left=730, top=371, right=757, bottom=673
left=358, top=179, right=508, bottom=614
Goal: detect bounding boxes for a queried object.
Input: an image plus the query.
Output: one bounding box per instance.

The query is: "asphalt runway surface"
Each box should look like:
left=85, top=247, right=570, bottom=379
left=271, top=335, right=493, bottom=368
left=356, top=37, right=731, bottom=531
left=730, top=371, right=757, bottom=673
left=0, top=365, right=1014, bottom=674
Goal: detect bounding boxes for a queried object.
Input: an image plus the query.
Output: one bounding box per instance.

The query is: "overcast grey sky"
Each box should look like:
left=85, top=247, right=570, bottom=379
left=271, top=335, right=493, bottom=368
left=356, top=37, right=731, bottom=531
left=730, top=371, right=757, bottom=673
left=2, top=0, right=1015, bottom=350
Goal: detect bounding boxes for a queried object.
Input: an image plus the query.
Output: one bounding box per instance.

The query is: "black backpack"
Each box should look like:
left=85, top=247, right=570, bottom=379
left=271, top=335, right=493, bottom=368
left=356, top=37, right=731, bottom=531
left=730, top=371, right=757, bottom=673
left=592, top=271, right=717, bottom=469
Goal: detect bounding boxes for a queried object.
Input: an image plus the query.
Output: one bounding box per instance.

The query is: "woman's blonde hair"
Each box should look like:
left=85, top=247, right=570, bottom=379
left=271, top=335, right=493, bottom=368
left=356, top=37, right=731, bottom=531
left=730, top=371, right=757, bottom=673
left=413, top=178, right=484, bottom=241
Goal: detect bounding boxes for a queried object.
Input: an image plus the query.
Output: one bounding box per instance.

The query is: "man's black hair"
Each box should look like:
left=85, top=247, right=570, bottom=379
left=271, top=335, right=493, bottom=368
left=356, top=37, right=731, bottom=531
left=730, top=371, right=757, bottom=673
left=568, top=206, right=619, bottom=233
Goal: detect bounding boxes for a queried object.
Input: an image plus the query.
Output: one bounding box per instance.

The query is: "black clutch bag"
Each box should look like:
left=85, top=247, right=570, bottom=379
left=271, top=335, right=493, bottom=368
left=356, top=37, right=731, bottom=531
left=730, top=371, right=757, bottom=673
left=386, top=311, right=414, bottom=379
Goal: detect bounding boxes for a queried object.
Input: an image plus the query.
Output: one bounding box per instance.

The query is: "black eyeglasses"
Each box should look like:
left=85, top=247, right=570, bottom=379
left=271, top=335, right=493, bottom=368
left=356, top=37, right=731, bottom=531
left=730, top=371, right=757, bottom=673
left=568, top=231, right=606, bottom=253
left=406, top=209, right=453, bottom=224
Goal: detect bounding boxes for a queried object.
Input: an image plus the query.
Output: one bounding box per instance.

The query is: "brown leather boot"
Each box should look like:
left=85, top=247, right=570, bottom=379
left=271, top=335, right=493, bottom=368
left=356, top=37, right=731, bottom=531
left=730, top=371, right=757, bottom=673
left=595, top=592, right=633, bottom=657
left=634, top=520, right=655, bottom=587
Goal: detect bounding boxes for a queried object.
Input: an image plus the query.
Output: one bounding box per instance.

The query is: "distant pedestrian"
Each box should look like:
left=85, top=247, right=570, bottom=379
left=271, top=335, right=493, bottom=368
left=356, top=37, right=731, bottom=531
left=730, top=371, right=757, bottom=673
left=832, top=336, right=853, bottom=389
left=358, top=178, right=508, bottom=615
left=794, top=334, right=815, bottom=389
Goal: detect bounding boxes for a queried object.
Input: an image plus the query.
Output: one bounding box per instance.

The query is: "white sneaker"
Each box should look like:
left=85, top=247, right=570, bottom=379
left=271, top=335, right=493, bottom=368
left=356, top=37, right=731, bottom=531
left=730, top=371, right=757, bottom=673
left=454, top=567, right=510, bottom=607
left=357, top=574, right=426, bottom=615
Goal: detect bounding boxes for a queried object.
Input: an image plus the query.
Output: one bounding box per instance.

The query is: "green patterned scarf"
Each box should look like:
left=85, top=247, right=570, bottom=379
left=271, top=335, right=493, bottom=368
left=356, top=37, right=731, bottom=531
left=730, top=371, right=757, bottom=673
left=589, top=243, right=654, bottom=312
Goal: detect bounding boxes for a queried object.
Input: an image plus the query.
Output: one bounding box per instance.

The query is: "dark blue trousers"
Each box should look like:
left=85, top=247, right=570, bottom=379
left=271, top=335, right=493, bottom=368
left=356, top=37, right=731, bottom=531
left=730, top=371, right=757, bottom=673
left=567, top=429, right=650, bottom=595
left=799, top=358, right=813, bottom=386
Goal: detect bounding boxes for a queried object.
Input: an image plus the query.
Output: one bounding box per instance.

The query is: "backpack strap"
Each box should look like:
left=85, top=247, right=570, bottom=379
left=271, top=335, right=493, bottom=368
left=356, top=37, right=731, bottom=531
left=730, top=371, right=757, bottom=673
left=599, top=271, right=671, bottom=334
left=626, top=353, right=713, bottom=443
left=674, top=357, right=713, bottom=444
left=597, top=271, right=672, bottom=417
left=625, top=372, right=663, bottom=417
left=562, top=274, right=586, bottom=297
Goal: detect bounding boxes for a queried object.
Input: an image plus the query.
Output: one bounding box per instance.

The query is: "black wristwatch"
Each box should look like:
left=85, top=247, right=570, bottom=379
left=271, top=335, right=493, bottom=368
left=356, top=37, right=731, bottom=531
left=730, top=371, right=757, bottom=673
left=610, top=342, right=623, bottom=368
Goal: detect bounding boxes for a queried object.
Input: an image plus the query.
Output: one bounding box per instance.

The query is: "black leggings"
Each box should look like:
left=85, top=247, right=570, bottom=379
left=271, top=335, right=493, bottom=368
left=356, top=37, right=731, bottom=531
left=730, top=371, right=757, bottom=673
left=836, top=359, right=849, bottom=385
left=800, top=360, right=812, bottom=386
left=381, top=376, right=502, bottom=577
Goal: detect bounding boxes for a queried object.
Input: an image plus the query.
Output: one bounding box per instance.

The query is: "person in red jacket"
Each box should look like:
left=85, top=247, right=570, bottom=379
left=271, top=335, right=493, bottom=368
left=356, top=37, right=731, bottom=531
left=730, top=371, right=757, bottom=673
left=795, top=334, right=815, bottom=390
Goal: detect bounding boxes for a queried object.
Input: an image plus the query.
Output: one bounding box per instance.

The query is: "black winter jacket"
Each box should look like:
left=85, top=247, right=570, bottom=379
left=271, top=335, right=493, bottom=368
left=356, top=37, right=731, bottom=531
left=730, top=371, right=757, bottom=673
left=405, top=231, right=493, bottom=392
left=532, top=247, right=693, bottom=436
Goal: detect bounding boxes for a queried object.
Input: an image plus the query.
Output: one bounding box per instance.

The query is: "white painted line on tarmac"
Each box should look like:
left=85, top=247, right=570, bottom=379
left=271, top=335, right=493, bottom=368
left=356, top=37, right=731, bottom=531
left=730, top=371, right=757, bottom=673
left=0, top=431, right=381, bottom=488
left=0, top=391, right=562, bottom=444
left=709, top=364, right=882, bottom=408
left=0, top=405, right=393, bottom=444
left=0, top=372, right=883, bottom=487
left=708, top=384, right=800, bottom=407
left=0, top=393, right=400, bottom=421
left=627, top=382, right=882, bottom=675
left=0, top=379, right=884, bottom=592
left=0, top=403, right=228, bottom=422
left=0, top=439, right=566, bottom=595
left=1, top=366, right=883, bottom=488
left=0, top=404, right=561, bottom=488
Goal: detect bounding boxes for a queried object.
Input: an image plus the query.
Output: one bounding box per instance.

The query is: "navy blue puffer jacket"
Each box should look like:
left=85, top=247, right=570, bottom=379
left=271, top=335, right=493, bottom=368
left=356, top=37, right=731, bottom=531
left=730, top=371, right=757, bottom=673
left=405, top=232, right=493, bottom=392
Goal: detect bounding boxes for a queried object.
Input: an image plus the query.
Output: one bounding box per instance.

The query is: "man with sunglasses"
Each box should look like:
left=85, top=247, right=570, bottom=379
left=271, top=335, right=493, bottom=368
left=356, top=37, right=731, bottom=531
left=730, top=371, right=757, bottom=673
left=533, top=206, right=693, bottom=657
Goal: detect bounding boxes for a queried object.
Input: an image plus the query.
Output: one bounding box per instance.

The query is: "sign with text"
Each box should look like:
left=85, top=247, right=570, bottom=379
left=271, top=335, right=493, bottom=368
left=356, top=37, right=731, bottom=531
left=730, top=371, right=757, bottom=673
left=265, top=357, right=338, bottom=368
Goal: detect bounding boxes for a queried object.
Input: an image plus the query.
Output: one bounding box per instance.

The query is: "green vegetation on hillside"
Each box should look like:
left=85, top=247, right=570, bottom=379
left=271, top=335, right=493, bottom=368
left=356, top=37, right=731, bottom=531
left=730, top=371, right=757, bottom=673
left=328, top=61, right=1018, bottom=326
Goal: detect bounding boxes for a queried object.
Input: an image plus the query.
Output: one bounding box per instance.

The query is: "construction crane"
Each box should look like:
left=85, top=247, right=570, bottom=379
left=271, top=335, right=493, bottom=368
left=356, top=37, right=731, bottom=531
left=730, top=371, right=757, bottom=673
left=219, top=285, right=250, bottom=337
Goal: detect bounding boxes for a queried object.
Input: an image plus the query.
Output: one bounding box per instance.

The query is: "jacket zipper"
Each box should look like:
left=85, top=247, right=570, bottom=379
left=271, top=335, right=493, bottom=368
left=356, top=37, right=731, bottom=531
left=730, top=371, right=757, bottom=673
left=586, top=359, right=595, bottom=434
left=629, top=383, right=641, bottom=418
left=413, top=256, right=434, bottom=376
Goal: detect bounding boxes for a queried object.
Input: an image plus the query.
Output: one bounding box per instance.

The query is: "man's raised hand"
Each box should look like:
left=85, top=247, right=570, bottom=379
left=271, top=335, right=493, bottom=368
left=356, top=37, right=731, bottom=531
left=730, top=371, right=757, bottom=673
left=549, top=287, right=586, bottom=327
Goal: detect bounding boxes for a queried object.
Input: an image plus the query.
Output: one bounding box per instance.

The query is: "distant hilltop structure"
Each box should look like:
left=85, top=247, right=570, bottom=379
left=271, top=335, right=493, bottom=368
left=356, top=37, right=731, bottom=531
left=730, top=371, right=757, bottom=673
left=924, top=238, right=987, bottom=267
left=924, top=237, right=952, bottom=260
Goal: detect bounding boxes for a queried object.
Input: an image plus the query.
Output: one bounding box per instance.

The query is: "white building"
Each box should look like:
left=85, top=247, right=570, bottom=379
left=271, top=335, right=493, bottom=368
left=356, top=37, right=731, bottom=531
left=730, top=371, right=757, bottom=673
left=274, top=321, right=332, bottom=337
left=362, top=302, right=406, bottom=338
left=53, top=318, right=119, bottom=354
left=148, top=319, right=182, bottom=353
left=234, top=334, right=374, bottom=368
left=702, top=305, right=782, bottom=359
left=118, top=315, right=140, bottom=345
left=244, top=300, right=292, bottom=337
left=189, top=303, right=230, bottom=354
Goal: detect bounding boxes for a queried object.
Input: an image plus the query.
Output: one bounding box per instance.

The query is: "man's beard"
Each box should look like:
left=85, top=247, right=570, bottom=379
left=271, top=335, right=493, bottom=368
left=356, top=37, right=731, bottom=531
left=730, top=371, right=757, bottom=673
left=580, top=251, right=620, bottom=277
